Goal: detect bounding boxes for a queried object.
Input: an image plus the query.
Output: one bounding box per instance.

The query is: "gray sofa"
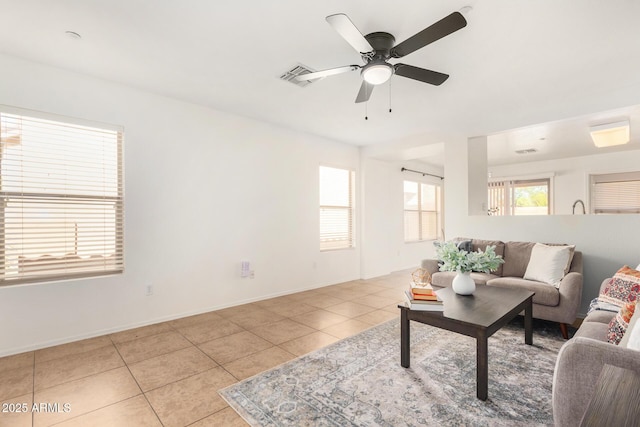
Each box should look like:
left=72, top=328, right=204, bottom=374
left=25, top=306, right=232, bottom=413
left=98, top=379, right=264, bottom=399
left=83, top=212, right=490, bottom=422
left=422, top=239, right=583, bottom=339
left=552, top=278, right=640, bottom=427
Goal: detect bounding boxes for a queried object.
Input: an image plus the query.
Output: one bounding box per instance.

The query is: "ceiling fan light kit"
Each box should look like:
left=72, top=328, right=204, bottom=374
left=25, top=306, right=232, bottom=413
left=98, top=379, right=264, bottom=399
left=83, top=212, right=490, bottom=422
left=294, top=11, right=467, bottom=104
left=362, top=61, right=393, bottom=85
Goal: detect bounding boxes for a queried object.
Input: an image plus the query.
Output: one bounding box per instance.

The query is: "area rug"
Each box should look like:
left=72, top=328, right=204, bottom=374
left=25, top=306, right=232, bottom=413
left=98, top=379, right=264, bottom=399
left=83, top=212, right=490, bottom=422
left=219, top=317, right=566, bottom=426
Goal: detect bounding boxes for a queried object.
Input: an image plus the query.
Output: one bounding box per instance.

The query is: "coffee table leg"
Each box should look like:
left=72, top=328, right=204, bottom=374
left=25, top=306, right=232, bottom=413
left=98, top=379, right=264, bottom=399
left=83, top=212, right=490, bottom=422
left=524, top=298, right=533, bottom=345
left=477, top=332, right=488, bottom=401
left=401, top=309, right=410, bottom=368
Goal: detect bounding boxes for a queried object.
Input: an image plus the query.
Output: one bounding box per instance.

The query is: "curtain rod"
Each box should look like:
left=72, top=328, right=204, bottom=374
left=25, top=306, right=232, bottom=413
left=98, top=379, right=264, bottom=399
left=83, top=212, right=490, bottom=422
left=401, top=167, right=444, bottom=180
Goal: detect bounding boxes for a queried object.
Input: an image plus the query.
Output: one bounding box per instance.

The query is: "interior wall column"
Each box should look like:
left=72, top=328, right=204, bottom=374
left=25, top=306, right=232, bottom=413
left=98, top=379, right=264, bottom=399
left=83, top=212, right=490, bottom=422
left=467, top=136, right=488, bottom=216
left=443, top=137, right=469, bottom=238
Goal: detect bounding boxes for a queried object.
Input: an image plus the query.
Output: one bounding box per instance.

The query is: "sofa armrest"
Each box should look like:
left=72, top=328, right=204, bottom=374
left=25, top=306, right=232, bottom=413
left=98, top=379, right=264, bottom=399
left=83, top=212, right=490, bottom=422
left=556, top=272, right=583, bottom=324
left=420, top=259, right=440, bottom=277
left=598, top=277, right=611, bottom=294
left=552, top=337, right=640, bottom=427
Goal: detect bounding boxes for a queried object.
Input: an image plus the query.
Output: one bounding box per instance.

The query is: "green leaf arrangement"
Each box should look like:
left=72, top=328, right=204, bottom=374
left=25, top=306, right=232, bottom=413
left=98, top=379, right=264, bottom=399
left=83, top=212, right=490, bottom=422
left=435, top=241, right=504, bottom=273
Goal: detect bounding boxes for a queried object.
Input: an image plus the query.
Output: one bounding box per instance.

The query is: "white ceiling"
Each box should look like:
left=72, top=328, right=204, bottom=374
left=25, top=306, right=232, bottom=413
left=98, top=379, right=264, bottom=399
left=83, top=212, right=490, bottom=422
left=1, top=0, right=640, bottom=166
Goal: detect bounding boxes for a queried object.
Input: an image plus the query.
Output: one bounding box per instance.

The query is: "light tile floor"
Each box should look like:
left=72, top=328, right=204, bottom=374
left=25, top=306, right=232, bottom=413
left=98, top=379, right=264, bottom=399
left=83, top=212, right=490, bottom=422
left=0, top=270, right=411, bottom=427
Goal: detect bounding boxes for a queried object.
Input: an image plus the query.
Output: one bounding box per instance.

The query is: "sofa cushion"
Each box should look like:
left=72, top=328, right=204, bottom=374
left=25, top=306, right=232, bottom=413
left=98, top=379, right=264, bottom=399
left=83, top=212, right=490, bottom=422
left=599, top=266, right=640, bottom=308
left=523, top=243, right=575, bottom=288
left=487, top=277, right=560, bottom=306
left=471, top=239, right=505, bottom=276
left=573, top=321, right=608, bottom=341
left=606, top=301, right=636, bottom=345
left=584, top=310, right=617, bottom=324
left=431, top=271, right=498, bottom=287
left=502, top=241, right=536, bottom=278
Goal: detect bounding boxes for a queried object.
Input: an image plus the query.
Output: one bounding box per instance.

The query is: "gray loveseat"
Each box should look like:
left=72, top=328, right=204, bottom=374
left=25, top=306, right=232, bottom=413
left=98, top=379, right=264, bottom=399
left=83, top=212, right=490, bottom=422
left=552, top=277, right=640, bottom=426
left=421, top=238, right=583, bottom=339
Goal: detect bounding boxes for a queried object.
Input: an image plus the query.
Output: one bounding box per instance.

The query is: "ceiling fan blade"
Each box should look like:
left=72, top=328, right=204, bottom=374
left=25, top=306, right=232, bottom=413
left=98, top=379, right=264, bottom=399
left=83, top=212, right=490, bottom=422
left=326, top=13, right=374, bottom=54
left=391, top=11, right=467, bottom=58
left=355, top=81, right=374, bottom=103
left=295, top=65, right=360, bottom=82
left=394, top=64, right=449, bottom=86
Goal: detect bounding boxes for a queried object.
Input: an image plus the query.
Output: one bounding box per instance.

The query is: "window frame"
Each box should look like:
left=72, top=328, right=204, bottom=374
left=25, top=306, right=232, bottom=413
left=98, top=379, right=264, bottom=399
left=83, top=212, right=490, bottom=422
left=0, top=105, right=124, bottom=286
left=403, top=179, right=443, bottom=242
left=319, top=165, right=356, bottom=251
left=488, top=176, right=552, bottom=216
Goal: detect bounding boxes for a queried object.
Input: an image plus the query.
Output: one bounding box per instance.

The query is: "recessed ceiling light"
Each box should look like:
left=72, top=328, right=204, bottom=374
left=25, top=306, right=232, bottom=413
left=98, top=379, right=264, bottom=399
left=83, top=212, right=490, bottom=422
left=459, top=6, right=473, bottom=15
left=65, top=31, right=82, bottom=40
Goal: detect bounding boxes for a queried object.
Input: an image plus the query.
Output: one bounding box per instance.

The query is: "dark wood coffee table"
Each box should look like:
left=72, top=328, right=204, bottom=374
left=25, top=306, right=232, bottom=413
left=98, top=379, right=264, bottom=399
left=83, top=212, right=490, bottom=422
left=398, top=285, right=534, bottom=400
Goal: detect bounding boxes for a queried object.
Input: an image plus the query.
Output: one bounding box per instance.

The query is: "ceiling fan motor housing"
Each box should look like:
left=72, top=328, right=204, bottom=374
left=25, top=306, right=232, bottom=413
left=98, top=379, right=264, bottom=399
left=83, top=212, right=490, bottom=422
left=363, top=32, right=396, bottom=60
left=360, top=32, right=396, bottom=85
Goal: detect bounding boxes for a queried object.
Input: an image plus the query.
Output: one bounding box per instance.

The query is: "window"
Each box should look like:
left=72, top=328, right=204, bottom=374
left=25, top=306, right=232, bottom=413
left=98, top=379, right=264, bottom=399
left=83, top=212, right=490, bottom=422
left=319, top=165, right=355, bottom=251
left=404, top=180, right=442, bottom=242
left=0, top=107, right=124, bottom=285
left=488, top=178, right=550, bottom=215
left=590, top=171, right=640, bottom=214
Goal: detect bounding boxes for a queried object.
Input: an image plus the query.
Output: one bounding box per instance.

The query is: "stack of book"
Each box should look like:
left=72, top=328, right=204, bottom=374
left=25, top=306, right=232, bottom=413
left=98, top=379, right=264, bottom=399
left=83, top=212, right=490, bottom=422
left=403, top=283, right=444, bottom=311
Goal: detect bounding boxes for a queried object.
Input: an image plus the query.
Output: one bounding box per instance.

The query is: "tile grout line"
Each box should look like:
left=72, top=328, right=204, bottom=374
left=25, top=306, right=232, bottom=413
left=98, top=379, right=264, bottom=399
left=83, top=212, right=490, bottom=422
left=120, top=320, right=247, bottom=419
left=168, top=318, right=250, bottom=381
left=31, top=346, right=125, bottom=396
left=107, top=333, right=166, bottom=427
left=35, top=337, right=145, bottom=426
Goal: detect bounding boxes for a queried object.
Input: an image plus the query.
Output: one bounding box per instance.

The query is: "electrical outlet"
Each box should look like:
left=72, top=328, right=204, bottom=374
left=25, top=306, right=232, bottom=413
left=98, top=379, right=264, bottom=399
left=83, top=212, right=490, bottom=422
left=145, top=284, right=154, bottom=296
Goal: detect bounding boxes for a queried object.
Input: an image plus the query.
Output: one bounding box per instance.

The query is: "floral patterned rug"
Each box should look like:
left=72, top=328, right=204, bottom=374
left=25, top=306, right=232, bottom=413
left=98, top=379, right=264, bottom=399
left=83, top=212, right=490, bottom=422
left=219, top=317, right=567, bottom=426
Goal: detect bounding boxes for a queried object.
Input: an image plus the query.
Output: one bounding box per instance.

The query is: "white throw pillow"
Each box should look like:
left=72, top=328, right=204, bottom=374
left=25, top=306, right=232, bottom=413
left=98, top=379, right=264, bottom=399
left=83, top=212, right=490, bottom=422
left=625, top=309, right=640, bottom=351
left=524, top=243, right=575, bottom=288
left=636, top=263, right=640, bottom=270
left=620, top=304, right=639, bottom=348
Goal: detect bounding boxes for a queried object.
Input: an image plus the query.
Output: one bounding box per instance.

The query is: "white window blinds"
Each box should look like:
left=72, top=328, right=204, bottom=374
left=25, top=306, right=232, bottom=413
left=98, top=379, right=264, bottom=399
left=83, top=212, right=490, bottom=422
left=488, top=181, right=506, bottom=216
left=591, top=172, right=640, bottom=214
left=319, top=166, right=355, bottom=251
left=0, top=107, right=124, bottom=285
left=404, top=180, right=442, bottom=242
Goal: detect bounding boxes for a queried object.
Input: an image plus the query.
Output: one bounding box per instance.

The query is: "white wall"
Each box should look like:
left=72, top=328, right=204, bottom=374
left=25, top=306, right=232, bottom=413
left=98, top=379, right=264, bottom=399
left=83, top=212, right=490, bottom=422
left=3, top=51, right=635, bottom=356
left=360, top=157, right=442, bottom=279
left=0, top=54, right=361, bottom=356
left=446, top=139, right=640, bottom=317
left=489, top=149, right=640, bottom=215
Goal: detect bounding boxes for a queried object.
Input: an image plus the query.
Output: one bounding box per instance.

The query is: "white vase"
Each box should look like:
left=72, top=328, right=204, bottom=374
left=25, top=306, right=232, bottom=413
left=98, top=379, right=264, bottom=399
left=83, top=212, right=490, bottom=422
left=452, top=271, right=476, bottom=295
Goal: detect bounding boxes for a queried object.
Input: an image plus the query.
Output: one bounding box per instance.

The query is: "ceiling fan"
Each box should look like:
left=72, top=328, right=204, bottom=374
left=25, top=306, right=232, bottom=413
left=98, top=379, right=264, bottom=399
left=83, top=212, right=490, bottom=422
left=295, top=11, right=467, bottom=103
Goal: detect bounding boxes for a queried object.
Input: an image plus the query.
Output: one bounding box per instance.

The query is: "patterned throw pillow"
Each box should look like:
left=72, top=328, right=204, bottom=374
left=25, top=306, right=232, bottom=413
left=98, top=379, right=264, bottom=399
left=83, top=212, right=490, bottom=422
left=607, top=302, right=637, bottom=345
left=599, top=266, right=640, bottom=308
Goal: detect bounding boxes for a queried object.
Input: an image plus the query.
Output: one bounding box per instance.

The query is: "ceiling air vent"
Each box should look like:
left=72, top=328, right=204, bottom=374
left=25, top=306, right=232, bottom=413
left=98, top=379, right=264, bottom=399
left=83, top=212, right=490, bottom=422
left=279, top=64, right=317, bottom=87
left=515, top=148, right=538, bottom=154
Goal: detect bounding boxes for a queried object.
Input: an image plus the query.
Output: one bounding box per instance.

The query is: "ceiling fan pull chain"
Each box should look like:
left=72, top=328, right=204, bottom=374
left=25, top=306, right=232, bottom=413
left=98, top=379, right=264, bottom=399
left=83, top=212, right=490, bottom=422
left=389, top=79, right=392, bottom=113
left=365, top=101, right=368, bottom=120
